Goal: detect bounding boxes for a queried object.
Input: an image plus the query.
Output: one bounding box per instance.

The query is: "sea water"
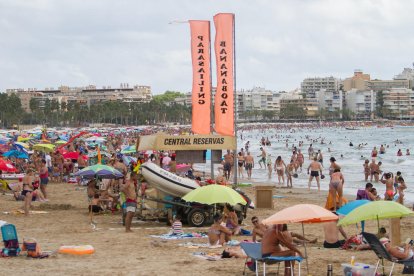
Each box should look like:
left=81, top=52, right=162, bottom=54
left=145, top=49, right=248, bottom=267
left=196, top=125, right=414, bottom=204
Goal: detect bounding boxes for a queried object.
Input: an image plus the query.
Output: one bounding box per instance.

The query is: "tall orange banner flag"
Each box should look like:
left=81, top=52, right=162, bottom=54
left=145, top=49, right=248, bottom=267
left=189, top=20, right=211, bottom=134
left=213, top=13, right=235, bottom=136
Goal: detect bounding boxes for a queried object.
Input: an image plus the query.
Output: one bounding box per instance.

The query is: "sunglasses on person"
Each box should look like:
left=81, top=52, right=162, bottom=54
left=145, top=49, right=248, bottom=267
left=252, top=220, right=258, bottom=224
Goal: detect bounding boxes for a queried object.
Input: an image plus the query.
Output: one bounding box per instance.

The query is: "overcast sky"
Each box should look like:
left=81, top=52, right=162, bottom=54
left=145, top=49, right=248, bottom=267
left=1, top=0, right=413, bottom=94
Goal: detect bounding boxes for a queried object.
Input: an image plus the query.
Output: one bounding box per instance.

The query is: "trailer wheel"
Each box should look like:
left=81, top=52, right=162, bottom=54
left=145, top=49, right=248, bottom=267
left=187, top=209, right=206, bottom=227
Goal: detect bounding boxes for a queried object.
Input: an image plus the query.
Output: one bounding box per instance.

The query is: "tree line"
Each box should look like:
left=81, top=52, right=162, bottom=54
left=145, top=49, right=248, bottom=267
left=0, top=91, right=191, bottom=128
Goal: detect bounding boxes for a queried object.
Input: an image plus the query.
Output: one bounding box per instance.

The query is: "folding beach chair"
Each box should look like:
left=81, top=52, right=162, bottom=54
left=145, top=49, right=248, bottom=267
left=1, top=224, right=20, bottom=257
left=240, top=242, right=303, bottom=276
left=362, top=232, right=414, bottom=275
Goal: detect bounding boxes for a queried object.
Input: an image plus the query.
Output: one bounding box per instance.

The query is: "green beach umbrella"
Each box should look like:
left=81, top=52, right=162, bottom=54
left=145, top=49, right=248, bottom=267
left=33, top=143, right=55, bottom=153
left=55, top=140, right=67, bottom=145
left=182, top=184, right=247, bottom=206
left=121, top=145, right=136, bottom=154
left=338, top=201, right=414, bottom=229
left=74, top=164, right=123, bottom=179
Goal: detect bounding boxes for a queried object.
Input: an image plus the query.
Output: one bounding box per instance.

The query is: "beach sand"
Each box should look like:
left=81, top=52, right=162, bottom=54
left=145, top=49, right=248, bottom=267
left=1, top=181, right=413, bottom=276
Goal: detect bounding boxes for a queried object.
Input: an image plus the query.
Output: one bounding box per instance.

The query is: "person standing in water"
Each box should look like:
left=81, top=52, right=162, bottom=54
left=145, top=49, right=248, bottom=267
left=363, top=159, right=370, bottom=181
left=274, top=156, right=286, bottom=185
left=244, top=152, right=254, bottom=180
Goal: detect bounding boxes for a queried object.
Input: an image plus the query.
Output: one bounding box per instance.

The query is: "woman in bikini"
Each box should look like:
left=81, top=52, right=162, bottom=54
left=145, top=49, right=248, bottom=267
left=329, top=157, right=341, bottom=177
left=329, top=168, right=345, bottom=211
left=207, top=214, right=232, bottom=246
left=381, top=172, right=394, bottom=200
left=274, top=156, right=286, bottom=186
left=237, top=151, right=245, bottom=179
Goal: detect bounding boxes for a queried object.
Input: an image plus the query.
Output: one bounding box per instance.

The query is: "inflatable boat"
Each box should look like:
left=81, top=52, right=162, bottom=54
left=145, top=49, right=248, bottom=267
left=141, top=162, right=199, bottom=197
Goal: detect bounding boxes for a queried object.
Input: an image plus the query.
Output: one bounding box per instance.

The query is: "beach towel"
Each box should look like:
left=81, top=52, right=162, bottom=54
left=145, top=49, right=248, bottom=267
left=325, top=193, right=348, bottom=211
left=150, top=233, right=208, bottom=240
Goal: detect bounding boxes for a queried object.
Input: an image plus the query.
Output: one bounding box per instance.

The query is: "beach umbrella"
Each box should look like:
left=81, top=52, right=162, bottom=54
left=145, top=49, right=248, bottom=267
left=336, top=200, right=370, bottom=216
left=338, top=201, right=414, bottom=230
left=33, top=143, right=55, bottom=153
left=182, top=184, right=247, bottom=206
left=14, top=142, right=29, bottom=149
left=0, top=159, right=17, bottom=172
left=122, top=155, right=137, bottom=165
left=17, top=136, right=31, bottom=142
left=55, top=140, right=67, bottom=145
left=263, top=204, right=339, bottom=274
left=3, top=150, right=29, bottom=159
left=121, top=145, right=136, bottom=154
left=337, top=199, right=370, bottom=232
left=74, top=164, right=123, bottom=179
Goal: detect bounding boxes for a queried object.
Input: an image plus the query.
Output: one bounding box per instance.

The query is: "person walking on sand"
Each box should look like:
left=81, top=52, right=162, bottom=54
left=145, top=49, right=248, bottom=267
left=120, top=178, right=137, bottom=233
left=286, top=159, right=295, bottom=188
left=297, top=150, right=304, bottom=172
left=308, top=144, right=314, bottom=160
left=244, top=152, right=254, bottom=180
left=39, top=159, right=49, bottom=200
left=307, top=157, right=323, bottom=192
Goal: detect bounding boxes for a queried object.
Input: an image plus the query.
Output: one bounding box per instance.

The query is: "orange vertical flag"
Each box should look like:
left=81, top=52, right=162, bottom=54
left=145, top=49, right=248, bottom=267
left=97, top=145, right=101, bottom=164
left=213, top=13, right=235, bottom=136
left=189, top=20, right=212, bottom=134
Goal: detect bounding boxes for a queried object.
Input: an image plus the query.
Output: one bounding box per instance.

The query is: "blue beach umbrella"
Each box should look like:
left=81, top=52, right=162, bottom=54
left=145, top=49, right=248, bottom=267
left=337, top=200, right=370, bottom=231
left=337, top=200, right=370, bottom=216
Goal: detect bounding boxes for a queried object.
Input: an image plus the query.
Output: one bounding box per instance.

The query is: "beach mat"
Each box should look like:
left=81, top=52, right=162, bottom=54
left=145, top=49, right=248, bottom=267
left=150, top=233, right=207, bottom=240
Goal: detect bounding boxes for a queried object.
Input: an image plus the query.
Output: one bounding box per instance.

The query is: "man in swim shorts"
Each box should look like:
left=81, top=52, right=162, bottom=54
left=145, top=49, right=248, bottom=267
left=223, top=150, right=233, bottom=180
left=120, top=178, right=137, bottom=233
left=307, top=157, right=323, bottom=192
left=244, top=152, right=254, bottom=180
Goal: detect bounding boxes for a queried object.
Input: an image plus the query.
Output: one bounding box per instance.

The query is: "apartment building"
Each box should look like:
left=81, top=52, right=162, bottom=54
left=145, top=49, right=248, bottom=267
left=343, top=70, right=370, bottom=91
left=301, top=76, right=340, bottom=98
left=367, top=79, right=410, bottom=92
left=316, top=89, right=343, bottom=113
left=6, top=84, right=152, bottom=112
left=382, top=88, right=414, bottom=120
left=344, top=89, right=376, bottom=119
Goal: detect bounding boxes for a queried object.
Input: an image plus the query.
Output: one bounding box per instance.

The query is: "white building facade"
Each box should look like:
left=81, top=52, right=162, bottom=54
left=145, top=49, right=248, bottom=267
left=345, top=89, right=376, bottom=119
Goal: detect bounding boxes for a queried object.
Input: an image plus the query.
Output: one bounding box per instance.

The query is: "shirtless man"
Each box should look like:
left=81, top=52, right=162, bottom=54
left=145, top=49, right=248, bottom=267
left=262, top=224, right=303, bottom=276
left=251, top=216, right=268, bottom=242
left=323, top=218, right=347, bottom=248
left=369, top=159, right=380, bottom=182
left=244, top=152, right=254, bottom=180
left=307, top=157, right=323, bottom=191
left=120, top=178, right=137, bottom=233
left=223, top=150, right=233, bottom=180
left=77, top=151, right=87, bottom=170
left=257, top=147, right=266, bottom=169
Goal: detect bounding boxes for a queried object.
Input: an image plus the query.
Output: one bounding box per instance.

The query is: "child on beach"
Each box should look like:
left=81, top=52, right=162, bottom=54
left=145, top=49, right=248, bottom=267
left=52, top=164, right=60, bottom=183
left=363, top=160, right=370, bottom=181
left=169, top=215, right=184, bottom=235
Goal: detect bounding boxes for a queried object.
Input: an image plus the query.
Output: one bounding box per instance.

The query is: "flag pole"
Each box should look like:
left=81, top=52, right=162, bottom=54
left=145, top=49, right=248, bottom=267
left=232, top=14, right=238, bottom=187
left=208, top=20, right=215, bottom=180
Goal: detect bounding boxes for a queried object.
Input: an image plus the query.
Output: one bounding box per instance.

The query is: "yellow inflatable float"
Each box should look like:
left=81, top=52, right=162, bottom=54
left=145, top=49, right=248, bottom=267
left=58, top=245, right=95, bottom=255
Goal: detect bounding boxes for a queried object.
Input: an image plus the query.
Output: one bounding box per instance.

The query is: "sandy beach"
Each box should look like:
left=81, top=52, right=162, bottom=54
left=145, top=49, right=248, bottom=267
left=1, top=181, right=413, bottom=276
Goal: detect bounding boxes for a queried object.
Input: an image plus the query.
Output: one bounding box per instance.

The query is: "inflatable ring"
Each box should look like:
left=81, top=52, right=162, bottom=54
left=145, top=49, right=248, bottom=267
left=58, top=245, right=95, bottom=255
